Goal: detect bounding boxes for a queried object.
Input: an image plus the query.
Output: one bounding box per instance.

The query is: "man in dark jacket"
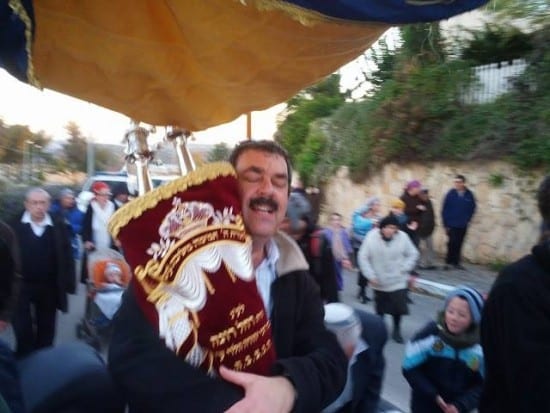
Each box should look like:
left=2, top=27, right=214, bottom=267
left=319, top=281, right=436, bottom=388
left=480, top=175, right=550, bottom=413
left=441, top=174, right=476, bottom=270
left=10, top=187, right=75, bottom=357
left=108, top=140, right=347, bottom=412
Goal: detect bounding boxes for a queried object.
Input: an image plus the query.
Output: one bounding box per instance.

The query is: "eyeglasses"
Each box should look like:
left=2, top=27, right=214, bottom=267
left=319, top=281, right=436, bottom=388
left=96, top=192, right=111, bottom=196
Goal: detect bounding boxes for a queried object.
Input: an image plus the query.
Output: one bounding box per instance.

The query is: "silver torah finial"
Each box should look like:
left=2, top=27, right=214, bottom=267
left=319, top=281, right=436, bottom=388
left=165, top=127, right=196, bottom=176
left=124, top=120, right=156, bottom=195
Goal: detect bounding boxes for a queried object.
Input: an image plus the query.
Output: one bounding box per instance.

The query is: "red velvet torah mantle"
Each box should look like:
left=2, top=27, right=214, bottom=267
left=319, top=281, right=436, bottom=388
left=108, top=162, right=276, bottom=376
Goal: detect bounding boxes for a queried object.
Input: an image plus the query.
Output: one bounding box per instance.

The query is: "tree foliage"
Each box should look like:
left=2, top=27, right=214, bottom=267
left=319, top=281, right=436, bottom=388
left=276, top=74, right=345, bottom=170
left=63, top=121, right=88, bottom=171
left=277, top=20, right=550, bottom=184
left=0, top=121, right=50, bottom=164
left=461, top=24, right=533, bottom=64
left=207, top=142, right=231, bottom=162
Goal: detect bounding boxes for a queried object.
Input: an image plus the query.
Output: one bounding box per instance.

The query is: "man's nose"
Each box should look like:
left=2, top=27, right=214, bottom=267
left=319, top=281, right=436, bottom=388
left=257, top=176, right=275, bottom=195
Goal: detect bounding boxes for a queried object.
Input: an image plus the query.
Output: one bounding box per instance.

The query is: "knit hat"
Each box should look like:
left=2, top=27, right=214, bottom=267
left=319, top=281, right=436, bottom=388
left=324, top=303, right=362, bottom=348
left=379, top=214, right=400, bottom=229
left=444, top=285, right=484, bottom=325
left=406, top=180, right=422, bottom=191
left=390, top=198, right=405, bottom=210
left=108, top=162, right=275, bottom=376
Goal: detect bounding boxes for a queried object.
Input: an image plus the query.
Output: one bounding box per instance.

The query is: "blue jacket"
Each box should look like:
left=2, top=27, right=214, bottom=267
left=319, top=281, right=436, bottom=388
left=351, top=207, right=376, bottom=249
left=441, top=189, right=476, bottom=229
left=50, top=201, right=84, bottom=258
left=403, top=321, right=484, bottom=413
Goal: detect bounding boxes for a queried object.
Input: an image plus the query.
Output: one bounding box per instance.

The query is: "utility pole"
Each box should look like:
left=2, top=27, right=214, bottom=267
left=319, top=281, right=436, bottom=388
left=87, top=139, right=95, bottom=176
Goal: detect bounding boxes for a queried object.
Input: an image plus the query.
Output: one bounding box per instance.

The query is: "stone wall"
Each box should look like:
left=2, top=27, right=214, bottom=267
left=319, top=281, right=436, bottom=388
left=321, top=161, right=546, bottom=265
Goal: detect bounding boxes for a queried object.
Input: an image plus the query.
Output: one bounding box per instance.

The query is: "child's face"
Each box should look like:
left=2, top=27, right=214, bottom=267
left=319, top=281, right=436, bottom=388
left=445, top=297, right=472, bottom=334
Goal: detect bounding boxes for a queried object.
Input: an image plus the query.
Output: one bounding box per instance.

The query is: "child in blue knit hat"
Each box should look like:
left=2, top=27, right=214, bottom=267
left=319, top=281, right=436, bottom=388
left=402, top=285, right=485, bottom=413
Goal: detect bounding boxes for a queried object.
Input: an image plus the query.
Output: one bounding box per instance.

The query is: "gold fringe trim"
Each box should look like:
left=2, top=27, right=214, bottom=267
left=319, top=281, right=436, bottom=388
left=238, top=0, right=387, bottom=27
left=8, top=0, right=41, bottom=87
left=108, top=161, right=237, bottom=239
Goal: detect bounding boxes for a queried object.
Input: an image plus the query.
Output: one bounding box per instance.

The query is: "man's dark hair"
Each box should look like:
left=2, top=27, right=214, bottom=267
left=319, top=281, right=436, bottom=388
left=229, top=140, right=292, bottom=191
left=537, top=175, right=550, bottom=224
left=455, top=174, right=466, bottom=182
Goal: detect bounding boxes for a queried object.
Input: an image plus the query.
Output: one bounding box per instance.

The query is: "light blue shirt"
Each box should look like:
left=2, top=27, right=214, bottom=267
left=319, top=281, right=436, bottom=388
left=323, top=338, right=368, bottom=413
left=254, top=238, right=279, bottom=317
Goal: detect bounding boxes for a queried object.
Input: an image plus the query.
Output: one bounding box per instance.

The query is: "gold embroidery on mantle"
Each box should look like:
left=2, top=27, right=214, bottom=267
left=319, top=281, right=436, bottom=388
left=108, top=162, right=237, bottom=239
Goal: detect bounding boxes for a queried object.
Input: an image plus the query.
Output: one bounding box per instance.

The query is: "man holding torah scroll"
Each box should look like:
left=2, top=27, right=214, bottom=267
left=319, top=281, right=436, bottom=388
left=108, top=141, right=346, bottom=412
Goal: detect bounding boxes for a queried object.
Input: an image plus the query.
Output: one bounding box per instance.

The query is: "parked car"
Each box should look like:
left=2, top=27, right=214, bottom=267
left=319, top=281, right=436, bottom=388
left=76, top=171, right=179, bottom=212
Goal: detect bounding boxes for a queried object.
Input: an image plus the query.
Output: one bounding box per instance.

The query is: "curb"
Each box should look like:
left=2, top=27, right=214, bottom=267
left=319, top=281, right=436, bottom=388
left=413, top=278, right=455, bottom=299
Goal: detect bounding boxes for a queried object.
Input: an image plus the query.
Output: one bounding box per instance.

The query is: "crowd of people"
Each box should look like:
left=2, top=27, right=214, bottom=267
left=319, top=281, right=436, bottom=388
left=0, top=139, right=547, bottom=412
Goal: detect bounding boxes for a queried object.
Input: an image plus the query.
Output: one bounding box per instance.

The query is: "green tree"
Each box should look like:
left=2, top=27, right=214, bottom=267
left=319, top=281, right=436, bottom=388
left=400, top=22, right=446, bottom=64
left=487, top=0, right=549, bottom=26
left=277, top=74, right=345, bottom=165
left=206, top=143, right=231, bottom=162
left=461, top=24, right=533, bottom=64
left=63, top=121, right=88, bottom=171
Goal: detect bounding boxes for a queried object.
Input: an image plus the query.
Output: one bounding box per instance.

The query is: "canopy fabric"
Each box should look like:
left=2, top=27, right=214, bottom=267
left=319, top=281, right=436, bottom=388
left=2, top=0, right=489, bottom=134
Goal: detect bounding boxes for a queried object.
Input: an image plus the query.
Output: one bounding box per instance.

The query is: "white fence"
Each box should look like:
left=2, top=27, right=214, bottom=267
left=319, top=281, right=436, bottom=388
left=462, top=58, right=528, bottom=104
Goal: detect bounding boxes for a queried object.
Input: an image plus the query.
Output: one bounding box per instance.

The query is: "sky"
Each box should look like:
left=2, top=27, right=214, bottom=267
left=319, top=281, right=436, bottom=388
left=0, top=68, right=288, bottom=147
left=0, top=27, right=401, bottom=148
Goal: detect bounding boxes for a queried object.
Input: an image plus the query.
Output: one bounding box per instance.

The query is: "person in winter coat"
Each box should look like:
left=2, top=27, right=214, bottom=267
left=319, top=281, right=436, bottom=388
left=324, top=213, right=353, bottom=293
left=417, top=188, right=437, bottom=270
left=50, top=188, right=84, bottom=260
left=403, top=286, right=485, bottom=413
left=400, top=180, right=424, bottom=247
left=10, top=188, right=75, bottom=357
left=351, top=197, right=382, bottom=303
left=480, top=175, right=550, bottom=413
left=441, top=175, right=476, bottom=270
left=80, top=181, right=119, bottom=283
left=357, top=214, right=419, bottom=343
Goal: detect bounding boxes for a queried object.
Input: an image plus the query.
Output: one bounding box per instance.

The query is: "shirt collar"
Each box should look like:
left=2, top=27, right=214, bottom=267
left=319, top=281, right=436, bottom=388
left=21, top=211, right=53, bottom=227
left=264, top=237, right=280, bottom=269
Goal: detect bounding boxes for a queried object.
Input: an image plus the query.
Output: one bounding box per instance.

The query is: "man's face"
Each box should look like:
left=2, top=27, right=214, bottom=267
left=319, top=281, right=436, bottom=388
left=234, top=149, right=289, bottom=241
left=454, top=178, right=465, bottom=191
left=25, top=191, right=50, bottom=222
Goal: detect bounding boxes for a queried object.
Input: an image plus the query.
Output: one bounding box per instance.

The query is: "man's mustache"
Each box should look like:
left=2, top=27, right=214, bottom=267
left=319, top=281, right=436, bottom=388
left=249, top=197, right=279, bottom=212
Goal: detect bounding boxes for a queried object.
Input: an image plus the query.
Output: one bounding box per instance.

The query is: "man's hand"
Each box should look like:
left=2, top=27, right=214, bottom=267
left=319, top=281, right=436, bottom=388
left=369, top=278, right=380, bottom=288
left=220, top=366, right=295, bottom=413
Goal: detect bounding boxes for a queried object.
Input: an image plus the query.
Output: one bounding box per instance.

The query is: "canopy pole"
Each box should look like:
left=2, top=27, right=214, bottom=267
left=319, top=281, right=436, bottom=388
left=246, top=112, right=252, bottom=140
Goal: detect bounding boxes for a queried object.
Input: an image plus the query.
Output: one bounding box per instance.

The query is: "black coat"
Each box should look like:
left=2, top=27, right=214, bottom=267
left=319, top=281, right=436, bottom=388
left=11, top=213, right=75, bottom=313
left=480, top=240, right=550, bottom=413
left=0, top=221, right=20, bottom=322
left=417, top=198, right=435, bottom=239
left=108, top=232, right=347, bottom=413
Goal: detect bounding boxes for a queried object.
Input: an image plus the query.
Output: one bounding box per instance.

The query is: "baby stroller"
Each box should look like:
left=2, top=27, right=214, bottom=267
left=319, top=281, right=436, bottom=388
left=76, top=249, right=131, bottom=350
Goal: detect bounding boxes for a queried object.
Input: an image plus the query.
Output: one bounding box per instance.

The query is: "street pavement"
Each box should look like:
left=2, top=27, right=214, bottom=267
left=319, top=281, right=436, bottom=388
left=0, top=262, right=497, bottom=413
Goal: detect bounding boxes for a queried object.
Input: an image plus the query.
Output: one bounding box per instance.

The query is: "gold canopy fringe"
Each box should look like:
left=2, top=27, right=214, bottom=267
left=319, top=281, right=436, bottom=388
left=239, top=0, right=381, bottom=27
left=8, top=0, right=41, bottom=87
left=108, top=162, right=237, bottom=239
